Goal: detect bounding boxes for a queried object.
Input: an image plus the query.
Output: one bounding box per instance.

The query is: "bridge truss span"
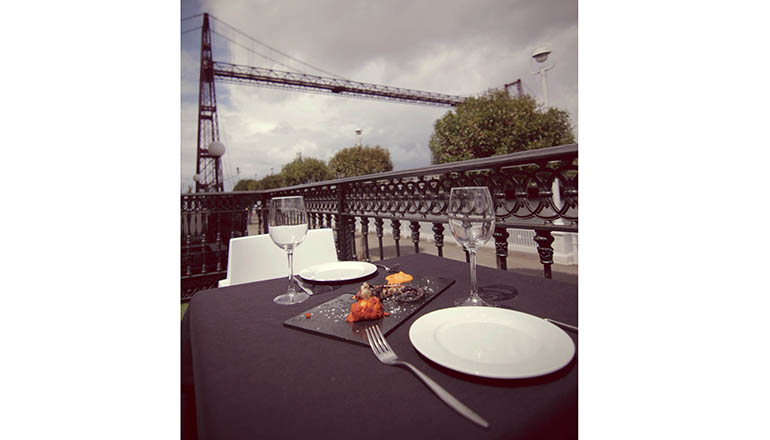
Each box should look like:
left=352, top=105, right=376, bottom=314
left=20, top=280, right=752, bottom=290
left=212, top=61, right=466, bottom=107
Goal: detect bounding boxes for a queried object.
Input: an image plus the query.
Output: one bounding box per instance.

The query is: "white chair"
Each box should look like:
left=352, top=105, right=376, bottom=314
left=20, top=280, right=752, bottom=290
left=218, top=228, right=338, bottom=287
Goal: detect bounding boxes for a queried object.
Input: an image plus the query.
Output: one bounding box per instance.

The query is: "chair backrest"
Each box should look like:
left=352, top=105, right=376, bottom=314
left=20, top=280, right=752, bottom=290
left=226, top=228, right=338, bottom=286
left=293, top=228, right=339, bottom=272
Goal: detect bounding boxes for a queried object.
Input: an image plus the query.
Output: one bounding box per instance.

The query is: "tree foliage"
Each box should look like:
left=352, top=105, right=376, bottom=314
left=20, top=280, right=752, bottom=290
left=258, top=173, right=286, bottom=190
left=233, top=179, right=259, bottom=191
left=231, top=146, right=394, bottom=193
left=233, top=177, right=279, bottom=191
left=428, top=90, right=575, bottom=164
left=232, top=155, right=332, bottom=192
left=328, top=145, right=394, bottom=178
left=280, top=155, right=333, bottom=187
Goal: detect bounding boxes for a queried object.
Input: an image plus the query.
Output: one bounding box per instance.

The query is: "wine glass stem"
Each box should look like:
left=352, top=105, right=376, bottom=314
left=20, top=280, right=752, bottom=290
left=287, top=250, right=296, bottom=293
left=469, top=249, right=479, bottom=297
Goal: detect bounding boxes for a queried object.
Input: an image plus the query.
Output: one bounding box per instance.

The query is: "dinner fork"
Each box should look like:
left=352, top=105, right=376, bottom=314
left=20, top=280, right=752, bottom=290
left=364, top=326, right=489, bottom=429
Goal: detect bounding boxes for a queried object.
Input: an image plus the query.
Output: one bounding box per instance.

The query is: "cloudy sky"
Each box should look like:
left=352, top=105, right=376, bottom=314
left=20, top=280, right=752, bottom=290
left=181, top=0, right=578, bottom=191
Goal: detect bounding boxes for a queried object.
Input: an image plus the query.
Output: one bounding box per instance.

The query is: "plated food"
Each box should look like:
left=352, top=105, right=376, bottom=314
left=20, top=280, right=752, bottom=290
left=345, top=296, right=384, bottom=322
left=345, top=271, right=425, bottom=322
left=284, top=271, right=453, bottom=347
left=354, top=282, right=426, bottom=302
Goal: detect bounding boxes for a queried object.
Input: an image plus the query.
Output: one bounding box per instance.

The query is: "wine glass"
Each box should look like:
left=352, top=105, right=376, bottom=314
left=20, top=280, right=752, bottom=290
left=269, top=196, right=310, bottom=305
left=447, top=187, right=496, bottom=307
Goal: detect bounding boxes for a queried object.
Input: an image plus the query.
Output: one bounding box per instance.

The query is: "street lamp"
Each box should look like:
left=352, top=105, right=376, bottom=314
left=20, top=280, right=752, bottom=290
left=209, top=141, right=226, bottom=192
left=531, top=44, right=564, bottom=226
left=194, top=142, right=227, bottom=192
left=208, top=141, right=226, bottom=158
left=531, top=43, right=554, bottom=107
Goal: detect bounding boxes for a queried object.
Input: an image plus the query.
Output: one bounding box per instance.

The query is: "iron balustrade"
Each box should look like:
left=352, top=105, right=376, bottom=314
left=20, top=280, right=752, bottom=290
left=181, top=143, right=578, bottom=300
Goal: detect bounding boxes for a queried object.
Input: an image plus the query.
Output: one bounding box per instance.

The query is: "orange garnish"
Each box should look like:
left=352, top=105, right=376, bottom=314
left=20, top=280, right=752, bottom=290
left=385, top=271, right=413, bottom=284
left=305, top=313, right=312, bottom=319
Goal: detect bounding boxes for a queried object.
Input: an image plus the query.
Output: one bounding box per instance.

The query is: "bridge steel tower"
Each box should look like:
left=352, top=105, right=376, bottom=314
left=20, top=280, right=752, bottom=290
left=195, top=13, right=224, bottom=193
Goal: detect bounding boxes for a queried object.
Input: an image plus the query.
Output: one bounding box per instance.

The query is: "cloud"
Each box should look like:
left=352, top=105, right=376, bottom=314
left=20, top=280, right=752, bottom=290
left=182, top=0, right=578, bottom=191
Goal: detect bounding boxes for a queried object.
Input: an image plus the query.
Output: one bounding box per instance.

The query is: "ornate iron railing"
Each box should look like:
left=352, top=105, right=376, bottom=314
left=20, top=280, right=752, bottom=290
left=181, top=143, right=578, bottom=300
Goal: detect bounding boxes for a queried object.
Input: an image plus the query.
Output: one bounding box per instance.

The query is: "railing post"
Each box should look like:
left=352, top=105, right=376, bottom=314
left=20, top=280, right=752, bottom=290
left=255, top=205, right=261, bottom=234
left=348, top=216, right=358, bottom=260
left=200, top=213, right=208, bottom=274
left=215, top=212, right=223, bottom=272
left=432, top=223, right=445, bottom=257
left=244, top=204, right=251, bottom=236
left=261, top=194, right=270, bottom=234
left=410, top=221, right=421, bottom=254
left=233, top=207, right=239, bottom=235
left=494, top=226, right=509, bottom=270
left=336, top=183, right=353, bottom=261
left=361, top=217, right=371, bottom=262
left=183, top=208, right=192, bottom=276
left=534, top=229, right=555, bottom=279
left=391, top=219, right=401, bottom=257
left=375, top=218, right=384, bottom=260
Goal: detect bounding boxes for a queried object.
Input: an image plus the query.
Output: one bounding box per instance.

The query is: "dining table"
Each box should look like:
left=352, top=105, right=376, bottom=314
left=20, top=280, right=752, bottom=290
left=181, top=253, right=578, bottom=439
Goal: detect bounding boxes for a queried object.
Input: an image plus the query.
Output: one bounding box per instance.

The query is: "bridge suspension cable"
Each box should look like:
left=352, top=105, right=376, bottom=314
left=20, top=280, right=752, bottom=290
left=181, top=13, right=204, bottom=22
left=208, top=14, right=347, bottom=80
left=210, top=29, right=309, bottom=74
left=182, top=26, right=201, bottom=36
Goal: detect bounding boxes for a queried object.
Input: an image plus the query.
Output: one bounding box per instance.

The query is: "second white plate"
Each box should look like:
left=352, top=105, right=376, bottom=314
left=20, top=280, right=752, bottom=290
left=409, top=307, right=575, bottom=379
left=298, top=261, right=377, bottom=282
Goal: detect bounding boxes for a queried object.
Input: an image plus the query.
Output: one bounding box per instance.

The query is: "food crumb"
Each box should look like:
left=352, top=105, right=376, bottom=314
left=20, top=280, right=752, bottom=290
left=305, top=313, right=312, bottom=319
left=384, top=312, right=390, bottom=317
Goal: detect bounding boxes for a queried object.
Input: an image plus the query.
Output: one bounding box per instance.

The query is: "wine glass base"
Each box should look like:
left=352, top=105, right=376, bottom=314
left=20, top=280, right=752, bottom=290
left=454, top=295, right=495, bottom=307
left=273, top=291, right=310, bottom=305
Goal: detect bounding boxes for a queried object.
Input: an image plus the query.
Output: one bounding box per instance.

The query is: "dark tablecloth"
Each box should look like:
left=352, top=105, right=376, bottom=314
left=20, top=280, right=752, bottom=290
left=182, top=253, right=578, bottom=439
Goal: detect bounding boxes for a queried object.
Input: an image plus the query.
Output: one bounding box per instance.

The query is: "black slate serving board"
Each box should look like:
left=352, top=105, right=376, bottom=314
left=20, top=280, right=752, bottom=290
left=283, top=275, right=454, bottom=346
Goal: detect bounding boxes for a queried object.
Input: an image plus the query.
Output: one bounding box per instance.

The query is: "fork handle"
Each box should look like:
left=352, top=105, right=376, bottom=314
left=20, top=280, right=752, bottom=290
left=398, top=361, right=489, bottom=428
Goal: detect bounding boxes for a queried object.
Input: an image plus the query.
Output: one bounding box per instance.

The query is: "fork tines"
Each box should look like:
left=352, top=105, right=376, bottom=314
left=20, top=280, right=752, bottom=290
left=365, top=326, right=379, bottom=355
left=374, top=326, right=393, bottom=352
left=365, top=326, right=389, bottom=359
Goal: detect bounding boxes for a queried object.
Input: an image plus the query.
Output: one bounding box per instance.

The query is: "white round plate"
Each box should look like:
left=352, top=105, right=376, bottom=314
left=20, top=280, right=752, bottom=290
left=298, top=261, right=377, bottom=282
left=409, top=307, right=575, bottom=379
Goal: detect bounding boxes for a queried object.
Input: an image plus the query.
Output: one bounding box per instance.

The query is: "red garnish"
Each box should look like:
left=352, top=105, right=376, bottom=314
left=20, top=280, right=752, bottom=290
left=305, top=312, right=312, bottom=319
left=384, top=312, right=390, bottom=317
